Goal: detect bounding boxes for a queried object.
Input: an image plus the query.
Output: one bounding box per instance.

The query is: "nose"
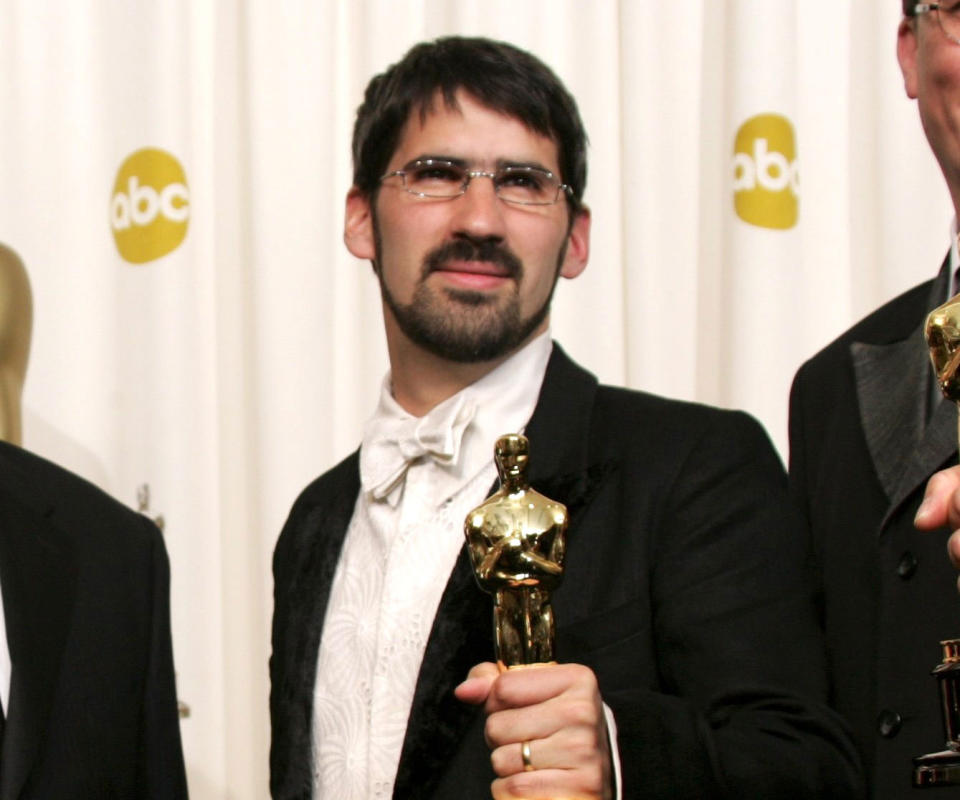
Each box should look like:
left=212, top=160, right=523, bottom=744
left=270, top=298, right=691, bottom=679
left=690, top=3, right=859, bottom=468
left=450, top=171, right=507, bottom=240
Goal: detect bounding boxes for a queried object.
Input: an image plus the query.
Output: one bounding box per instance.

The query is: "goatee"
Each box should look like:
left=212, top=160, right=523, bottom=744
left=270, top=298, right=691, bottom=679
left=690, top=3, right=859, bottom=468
left=376, top=234, right=562, bottom=363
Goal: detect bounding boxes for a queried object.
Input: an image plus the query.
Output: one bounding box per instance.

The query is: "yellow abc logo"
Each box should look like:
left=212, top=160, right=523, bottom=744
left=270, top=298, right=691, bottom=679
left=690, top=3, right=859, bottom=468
left=732, top=114, right=799, bottom=230
left=110, top=148, right=189, bottom=264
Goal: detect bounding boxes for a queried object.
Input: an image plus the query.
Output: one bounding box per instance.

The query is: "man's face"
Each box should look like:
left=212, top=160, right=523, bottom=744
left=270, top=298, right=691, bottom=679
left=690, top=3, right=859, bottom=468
left=345, top=90, right=589, bottom=364
left=899, top=9, right=960, bottom=203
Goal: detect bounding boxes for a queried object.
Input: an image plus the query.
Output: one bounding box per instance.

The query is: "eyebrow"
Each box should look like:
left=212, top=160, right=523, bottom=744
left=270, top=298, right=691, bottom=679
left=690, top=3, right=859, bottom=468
left=402, top=154, right=468, bottom=169
left=402, top=155, right=556, bottom=174
left=496, top=158, right=555, bottom=174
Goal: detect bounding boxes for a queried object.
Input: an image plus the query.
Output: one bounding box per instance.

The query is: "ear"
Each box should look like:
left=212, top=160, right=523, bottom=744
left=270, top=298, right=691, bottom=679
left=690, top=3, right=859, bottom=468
left=898, top=18, right=920, bottom=100
left=344, top=187, right=376, bottom=260
left=559, top=206, right=590, bottom=280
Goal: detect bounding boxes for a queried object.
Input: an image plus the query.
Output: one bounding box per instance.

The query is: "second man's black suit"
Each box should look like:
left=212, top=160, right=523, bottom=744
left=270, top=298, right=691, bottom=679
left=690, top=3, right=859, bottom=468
left=789, top=260, right=958, bottom=798
left=0, top=441, right=187, bottom=799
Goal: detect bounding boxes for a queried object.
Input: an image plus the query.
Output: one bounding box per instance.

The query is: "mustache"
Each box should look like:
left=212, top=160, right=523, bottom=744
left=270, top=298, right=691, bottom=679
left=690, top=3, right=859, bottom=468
left=422, top=238, right=523, bottom=280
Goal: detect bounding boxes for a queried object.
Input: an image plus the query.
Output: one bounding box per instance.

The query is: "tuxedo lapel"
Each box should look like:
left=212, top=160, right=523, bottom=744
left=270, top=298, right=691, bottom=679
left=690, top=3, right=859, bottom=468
left=523, top=345, right=597, bottom=489
left=851, top=327, right=929, bottom=504
left=522, top=347, right=612, bottom=545
left=392, top=548, right=491, bottom=798
left=393, top=344, right=603, bottom=798
left=882, top=391, right=958, bottom=531
left=0, top=494, right=76, bottom=800
left=271, top=455, right=360, bottom=800
left=852, top=259, right=957, bottom=530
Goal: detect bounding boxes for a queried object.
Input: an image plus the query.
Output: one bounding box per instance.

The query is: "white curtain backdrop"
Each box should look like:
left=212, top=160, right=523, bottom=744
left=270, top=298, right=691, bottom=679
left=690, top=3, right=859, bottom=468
left=0, top=1, right=951, bottom=796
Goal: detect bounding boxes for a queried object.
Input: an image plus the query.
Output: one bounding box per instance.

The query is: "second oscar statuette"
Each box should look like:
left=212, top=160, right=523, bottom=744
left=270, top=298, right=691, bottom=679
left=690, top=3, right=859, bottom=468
left=914, top=295, right=960, bottom=786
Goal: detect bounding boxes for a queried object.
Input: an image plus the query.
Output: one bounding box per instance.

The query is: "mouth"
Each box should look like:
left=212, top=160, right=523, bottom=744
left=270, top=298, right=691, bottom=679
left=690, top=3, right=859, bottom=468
left=431, top=259, right=513, bottom=290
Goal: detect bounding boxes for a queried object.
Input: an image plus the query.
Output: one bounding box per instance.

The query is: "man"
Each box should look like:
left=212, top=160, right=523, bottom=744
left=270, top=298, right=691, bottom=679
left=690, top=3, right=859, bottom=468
left=0, top=242, right=186, bottom=797
left=0, top=440, right=187, bottom=797
left=271, top=36, right=860, bottom=799
left=788, top=3, right=960, bottom=796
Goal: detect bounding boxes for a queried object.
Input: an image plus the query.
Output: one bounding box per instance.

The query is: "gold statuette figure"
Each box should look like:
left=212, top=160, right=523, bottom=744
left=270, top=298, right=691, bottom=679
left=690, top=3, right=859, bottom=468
left=915, top=295, right=960, bottom=786
left=464, top=434, right=567, bottom=669
left=0, top=243, right=32, bottom=446
left=927, top=296, right=960, bottom=407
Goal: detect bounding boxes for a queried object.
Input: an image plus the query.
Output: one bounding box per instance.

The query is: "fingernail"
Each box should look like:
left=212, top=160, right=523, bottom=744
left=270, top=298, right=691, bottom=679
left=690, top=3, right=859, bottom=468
left=916, top=497, right=934, bottom=524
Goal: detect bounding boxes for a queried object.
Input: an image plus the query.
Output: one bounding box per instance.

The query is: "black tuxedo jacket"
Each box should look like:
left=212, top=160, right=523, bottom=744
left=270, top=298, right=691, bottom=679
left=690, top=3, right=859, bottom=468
left=789, top=260, right=957, bottom=798
left=0, top=442, right=187, bottom=799
left=272, top=345, right=861, bottom=798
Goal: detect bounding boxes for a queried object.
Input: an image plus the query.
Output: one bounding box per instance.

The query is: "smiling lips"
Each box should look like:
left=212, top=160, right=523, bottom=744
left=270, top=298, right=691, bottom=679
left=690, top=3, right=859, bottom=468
left=432, top=259, right=512, bottom=290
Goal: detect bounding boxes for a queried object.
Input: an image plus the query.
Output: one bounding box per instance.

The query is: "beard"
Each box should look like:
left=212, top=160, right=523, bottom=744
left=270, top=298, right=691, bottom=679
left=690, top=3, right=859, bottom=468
left=375, top=226, right=566, bottom=363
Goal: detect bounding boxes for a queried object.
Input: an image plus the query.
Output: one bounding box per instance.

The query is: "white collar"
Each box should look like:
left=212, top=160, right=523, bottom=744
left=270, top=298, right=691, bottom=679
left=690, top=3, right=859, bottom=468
left=359, top=331, right=554, bottom=502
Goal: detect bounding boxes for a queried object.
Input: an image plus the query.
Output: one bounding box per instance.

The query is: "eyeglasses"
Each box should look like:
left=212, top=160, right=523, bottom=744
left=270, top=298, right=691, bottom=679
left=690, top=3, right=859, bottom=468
left=380, top=159, right=572, bottom=206
left=911, top=3, right=960, bottom=45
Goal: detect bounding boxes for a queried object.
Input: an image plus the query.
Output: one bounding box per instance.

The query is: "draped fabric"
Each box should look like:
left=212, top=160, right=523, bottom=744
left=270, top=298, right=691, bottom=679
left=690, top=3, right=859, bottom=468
left=0, top=1, right=950, bottom=796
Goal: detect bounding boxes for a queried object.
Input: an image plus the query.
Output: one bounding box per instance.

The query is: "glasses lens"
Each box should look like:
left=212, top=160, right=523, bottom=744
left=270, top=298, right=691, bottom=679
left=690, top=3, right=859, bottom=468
left=402, top=160, right=465, bottom=197
left=938, top=2, right=960, bottom=42
left=495, top=167, right=560, bottom=205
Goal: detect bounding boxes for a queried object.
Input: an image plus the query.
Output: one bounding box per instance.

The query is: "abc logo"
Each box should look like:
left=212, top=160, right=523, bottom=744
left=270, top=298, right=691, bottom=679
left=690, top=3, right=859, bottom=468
left=110, top=148, right=189, bottom=264
left=732, top=114, right=799, bottom=230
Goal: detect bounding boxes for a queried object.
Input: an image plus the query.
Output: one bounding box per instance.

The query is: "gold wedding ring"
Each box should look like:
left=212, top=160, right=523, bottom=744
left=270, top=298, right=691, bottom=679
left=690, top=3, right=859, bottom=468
left=521, top=739, right=534, bottom=772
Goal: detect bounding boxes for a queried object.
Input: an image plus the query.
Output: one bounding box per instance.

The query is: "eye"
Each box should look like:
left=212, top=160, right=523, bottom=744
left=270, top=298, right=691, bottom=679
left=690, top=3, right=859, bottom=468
left=498, top=168, right=547, bottom=191
left=407, top=161, right=464, bottom=184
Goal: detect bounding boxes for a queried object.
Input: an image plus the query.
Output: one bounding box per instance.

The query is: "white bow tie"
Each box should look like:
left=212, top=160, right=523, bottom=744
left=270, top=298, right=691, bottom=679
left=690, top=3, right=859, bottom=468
left=361, top=393, right=477, bottom=503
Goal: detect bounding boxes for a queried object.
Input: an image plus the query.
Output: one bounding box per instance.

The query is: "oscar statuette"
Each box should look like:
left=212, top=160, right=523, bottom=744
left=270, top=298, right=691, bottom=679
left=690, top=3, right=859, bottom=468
left=464, top=434, right=567, bottom=669
left=914, top=296, right=960, bottom=785
left=0, top=243, right=32, bottom=445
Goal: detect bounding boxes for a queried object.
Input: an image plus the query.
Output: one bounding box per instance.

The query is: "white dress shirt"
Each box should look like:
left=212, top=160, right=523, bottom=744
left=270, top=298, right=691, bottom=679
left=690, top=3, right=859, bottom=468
left=312, top=332, right=553, bottom=799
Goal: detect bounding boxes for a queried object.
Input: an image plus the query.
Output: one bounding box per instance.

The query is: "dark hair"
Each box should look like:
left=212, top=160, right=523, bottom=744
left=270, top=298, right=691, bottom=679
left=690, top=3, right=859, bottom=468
left=903, top=0, right=915, bottom=15
left=351, top=36, right=588, bottom=210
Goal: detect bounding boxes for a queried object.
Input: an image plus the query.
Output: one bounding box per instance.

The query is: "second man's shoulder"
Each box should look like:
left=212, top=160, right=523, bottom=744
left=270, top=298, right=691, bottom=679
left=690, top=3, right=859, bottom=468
left=0, top=440, right=162, bottom=554
left=796, top=277, right=936, bottom=380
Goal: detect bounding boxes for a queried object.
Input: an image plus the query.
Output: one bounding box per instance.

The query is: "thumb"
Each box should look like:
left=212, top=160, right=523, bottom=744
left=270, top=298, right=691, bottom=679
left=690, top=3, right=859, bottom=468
left=454, top=662, right=500, bottom=706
